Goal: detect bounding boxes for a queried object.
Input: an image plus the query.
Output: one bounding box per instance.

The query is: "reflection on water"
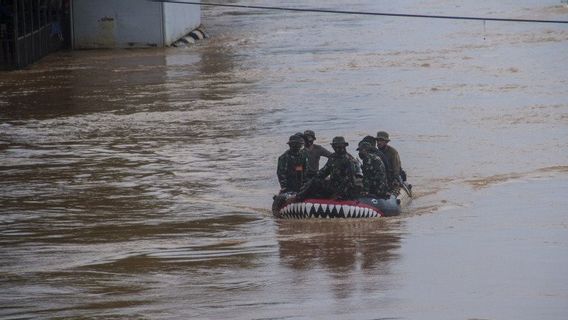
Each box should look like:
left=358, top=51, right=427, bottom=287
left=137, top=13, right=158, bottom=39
left=278, top=220, right=400, bottom=272
left=278, top=220, right=402, bottom=299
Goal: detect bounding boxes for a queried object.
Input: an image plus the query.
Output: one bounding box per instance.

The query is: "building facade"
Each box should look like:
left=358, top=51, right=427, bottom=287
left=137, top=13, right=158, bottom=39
left=72, top=0, right=201, bottom=49
left=0, top=0, right=201, bottom=70
left=0, top=0, right=71, bottom=70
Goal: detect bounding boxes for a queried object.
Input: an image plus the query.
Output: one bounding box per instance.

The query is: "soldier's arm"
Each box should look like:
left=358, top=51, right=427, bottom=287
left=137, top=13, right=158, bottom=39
left=277, top=156, right=288, bottom=189
left=317, top=158, right=332, bottom=178
left=303, top=152, right=309, bottom=170
left=319, top=145, right=333, bottom=158
left=362, top=172, right=371, bottom=194
left=392, top=149, right=401, bottom=177
left=375, top=160, right=388, bottom=195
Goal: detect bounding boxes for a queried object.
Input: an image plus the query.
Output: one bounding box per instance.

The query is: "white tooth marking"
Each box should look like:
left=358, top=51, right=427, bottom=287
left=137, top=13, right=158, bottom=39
left=342, top=205, right=349, bottom=216
left=314, top=203, right=320, bottom=213
left=322, top=204, right=328, bottom=213
left=306, top=203, right=313, bottom=215
left=364, top=208, right=369, bottom=217
left=330, top=204, right=336, bottom=213
left=301, top=203, right=306, bottom=214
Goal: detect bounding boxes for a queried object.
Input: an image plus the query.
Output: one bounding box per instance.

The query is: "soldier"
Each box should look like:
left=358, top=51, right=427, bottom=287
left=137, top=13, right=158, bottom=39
left=357, top=141, right=388, bottom=197
left=362, top=135, right=392, bottom=185
left=302, top=130, right=332, bottom=179
left=376, top=131, right=403, bottom=188
left=298, top=136, right=362, bottom=200
left=277, top=135, right=309, bottom=193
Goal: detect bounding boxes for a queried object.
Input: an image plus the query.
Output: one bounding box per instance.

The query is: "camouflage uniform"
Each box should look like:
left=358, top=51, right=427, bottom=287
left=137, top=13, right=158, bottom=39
left=316, top=152, right=362, bottom=199
left=277, top=138, right=309, bottom=193
left=297, top=137, right=362, bottom=200
left=360, top=136, right=392, bottom=186
left=361, top=152, right=388, bottom=196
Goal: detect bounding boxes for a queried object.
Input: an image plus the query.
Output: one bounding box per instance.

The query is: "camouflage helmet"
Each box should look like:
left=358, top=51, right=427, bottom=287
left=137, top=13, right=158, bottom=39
left=330, top=136, right=349, bottom=146
left=287, top=134, right=304, bottom=145
left=376, top=131, right=390, bottom=142
left=362, top=135, right=376, bottom=145
left=356, top=141, right=372, bottom=151
left=303, top=130, right=316, bottom=139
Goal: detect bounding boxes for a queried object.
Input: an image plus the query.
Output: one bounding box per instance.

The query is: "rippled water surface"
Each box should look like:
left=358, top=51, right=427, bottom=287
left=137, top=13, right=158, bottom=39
left=1, top=1, right=568, bottom=319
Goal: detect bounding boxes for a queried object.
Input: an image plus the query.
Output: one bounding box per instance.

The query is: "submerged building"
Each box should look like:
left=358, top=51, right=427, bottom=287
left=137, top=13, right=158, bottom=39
left=72, top=0, right=201, bottom=49
left=0, top=0, right=201, bottom=70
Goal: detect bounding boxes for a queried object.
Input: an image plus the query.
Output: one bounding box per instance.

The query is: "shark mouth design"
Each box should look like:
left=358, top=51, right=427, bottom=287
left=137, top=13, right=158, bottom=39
left=278, top=199, right=383, bottom=219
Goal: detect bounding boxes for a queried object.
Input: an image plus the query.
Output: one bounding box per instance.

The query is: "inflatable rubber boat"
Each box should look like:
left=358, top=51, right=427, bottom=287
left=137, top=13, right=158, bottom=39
left=272, top=183, right=412, bottom=219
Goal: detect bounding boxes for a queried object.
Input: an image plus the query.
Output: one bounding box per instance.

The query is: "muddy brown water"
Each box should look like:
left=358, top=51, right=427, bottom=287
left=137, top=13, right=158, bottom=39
left=1, top=1, right=567, bottom=319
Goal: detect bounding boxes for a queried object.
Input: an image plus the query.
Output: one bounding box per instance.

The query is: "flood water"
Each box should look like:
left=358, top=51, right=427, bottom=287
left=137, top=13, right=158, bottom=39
left=1, top=0, right=568, bottom=319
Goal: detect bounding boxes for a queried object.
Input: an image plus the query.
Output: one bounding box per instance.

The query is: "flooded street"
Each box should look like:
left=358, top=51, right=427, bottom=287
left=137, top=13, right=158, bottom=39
left=1, top=0, right=568, bottom=318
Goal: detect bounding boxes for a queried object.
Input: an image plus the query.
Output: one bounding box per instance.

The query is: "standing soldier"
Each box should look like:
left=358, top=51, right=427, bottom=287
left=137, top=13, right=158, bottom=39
left=277, top=135, right=309, bottom=193
left=302, top=130, right=332, bottom=179
left=357, top=141, right=388, bottom=197
left=376, top=131, right=403, bottom=189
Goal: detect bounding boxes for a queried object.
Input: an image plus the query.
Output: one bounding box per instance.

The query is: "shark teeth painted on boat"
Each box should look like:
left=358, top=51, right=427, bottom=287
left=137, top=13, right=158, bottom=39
left=306, top=203, right=313, bottom=215
left=279, top=202, right=383, bottom=219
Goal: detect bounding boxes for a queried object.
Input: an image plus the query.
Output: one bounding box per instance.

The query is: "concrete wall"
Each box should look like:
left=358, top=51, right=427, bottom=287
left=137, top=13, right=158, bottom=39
left=72, top=0, right=201, bottom=49
left=163, top=0, right=202, bottom=46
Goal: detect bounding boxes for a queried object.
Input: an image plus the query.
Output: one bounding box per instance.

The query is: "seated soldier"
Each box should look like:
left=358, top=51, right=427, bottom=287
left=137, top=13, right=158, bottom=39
left=362, top=135, right=392, bottom=185
left=297, top=136, right=362, bottom=200
left=357, top=141, right=388, bottom=197
left=277, top=135, right=308, bottom=193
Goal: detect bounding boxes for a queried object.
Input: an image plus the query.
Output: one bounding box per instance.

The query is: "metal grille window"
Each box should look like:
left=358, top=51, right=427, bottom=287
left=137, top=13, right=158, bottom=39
left=1, top=0, right=66, bottom=70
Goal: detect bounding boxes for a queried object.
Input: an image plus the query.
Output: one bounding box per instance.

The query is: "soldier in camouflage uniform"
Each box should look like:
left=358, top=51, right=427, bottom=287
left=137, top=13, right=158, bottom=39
left=361, top=135, right=392, bottom=186
left=297, top=136, right=362, bottom=200
left=277, top=135, right=309, bottom=193
left=357, top=141, right=388, bottom=197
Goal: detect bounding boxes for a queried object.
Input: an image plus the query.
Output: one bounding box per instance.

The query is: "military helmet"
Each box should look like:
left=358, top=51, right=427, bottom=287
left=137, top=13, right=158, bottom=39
left=356, top=141, right=372, bottom=151
left=303, top=130, right=316, bottom=139
left=376, top=131, right=390, bottom=142
left=287, top=135, right=304, bottom=145
left=330, top=136, right=349, bottom=146
left=293, top=132, right=304, bottom=138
